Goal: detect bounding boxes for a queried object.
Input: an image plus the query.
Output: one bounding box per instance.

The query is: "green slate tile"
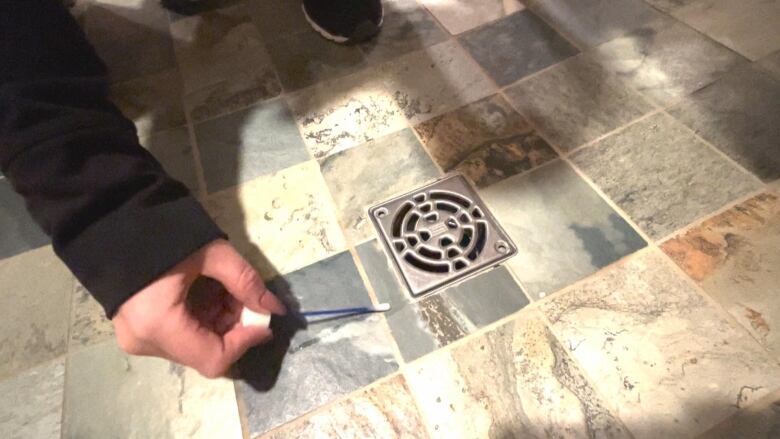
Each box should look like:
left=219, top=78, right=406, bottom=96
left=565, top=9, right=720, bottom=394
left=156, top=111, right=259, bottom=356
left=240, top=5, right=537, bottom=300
left=237, top=251, right=398, bottom=436
left=505, top=52, right=654, bottom=151
left=570, top=112, right=762, bottom=239
left=668, top=64, right=780, bottom=182
left=481, top=159, right=646, bottom=299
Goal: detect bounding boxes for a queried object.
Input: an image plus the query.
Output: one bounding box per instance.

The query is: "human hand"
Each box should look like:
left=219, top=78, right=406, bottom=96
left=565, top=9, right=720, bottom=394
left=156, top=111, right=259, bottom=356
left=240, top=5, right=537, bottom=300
left=112, top=239, right=286, bottom=378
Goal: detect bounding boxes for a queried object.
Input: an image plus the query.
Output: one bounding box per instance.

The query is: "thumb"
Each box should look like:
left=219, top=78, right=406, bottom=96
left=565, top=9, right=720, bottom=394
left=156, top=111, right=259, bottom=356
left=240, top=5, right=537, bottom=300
left=200, top=240, right=287, bottom=315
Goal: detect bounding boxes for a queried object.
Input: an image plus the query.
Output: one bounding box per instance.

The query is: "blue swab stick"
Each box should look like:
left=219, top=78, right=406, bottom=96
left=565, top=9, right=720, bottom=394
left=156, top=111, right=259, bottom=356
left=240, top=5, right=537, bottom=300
left=301, top=302, right=391, bottom=317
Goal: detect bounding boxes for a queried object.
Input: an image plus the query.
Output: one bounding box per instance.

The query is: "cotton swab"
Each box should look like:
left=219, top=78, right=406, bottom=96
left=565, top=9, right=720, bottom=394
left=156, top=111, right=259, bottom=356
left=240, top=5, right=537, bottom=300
left=240, top=303, right=391, bottom=328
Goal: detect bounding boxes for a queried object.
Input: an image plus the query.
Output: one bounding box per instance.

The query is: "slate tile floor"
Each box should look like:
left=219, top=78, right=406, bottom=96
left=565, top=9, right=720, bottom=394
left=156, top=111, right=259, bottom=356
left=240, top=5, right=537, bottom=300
left=2, top=0, right=780, bottom=438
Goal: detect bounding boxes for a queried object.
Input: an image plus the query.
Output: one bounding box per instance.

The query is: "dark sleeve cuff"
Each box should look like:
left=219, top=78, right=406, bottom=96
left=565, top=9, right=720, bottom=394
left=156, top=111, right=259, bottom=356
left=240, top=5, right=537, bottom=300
left=57, top=196, right=225, bottom=318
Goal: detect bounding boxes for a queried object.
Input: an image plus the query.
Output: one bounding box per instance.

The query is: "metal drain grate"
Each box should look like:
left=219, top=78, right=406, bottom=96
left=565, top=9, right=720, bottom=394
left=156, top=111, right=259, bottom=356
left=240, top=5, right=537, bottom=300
left=369, top=174, right=517, bottom=297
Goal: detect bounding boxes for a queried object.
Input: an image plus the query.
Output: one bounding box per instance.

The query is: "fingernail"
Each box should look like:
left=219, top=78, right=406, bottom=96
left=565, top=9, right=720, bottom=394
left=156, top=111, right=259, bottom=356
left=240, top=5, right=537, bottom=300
left=241, top=307, right=271, bottom=329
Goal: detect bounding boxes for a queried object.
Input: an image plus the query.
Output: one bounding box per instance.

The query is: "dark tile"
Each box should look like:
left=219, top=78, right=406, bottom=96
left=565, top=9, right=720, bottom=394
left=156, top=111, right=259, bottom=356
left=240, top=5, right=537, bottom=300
left=140, top=127, right=200, bottom=194
left=265, top=29, right=366, bottom=91
left=420, top=0, right=525, bottom=35
left=0, top=179, right=49, bottom=260
left=669, top=64, right=780, bottom=182
left=594, top=17, right=746, bottom=106
left=481, top=159, right=647, bottom=298
left=110, top=69, right=186, bottom=138
left=358, top=0, right=448, bottom=64
left=526, top=0, right=664, bottom=48
left=356, top=240, right=528, bottom=362
left=414, top=94, right=558, bottom=188
left=194, top=98, right=309, bottom=193
left=170, top=4, right=282, bottom=123
left=758, top=50, right=780, bottom=80
left=459, top=11, right=579, bottom=86
left=244, top=0, right=310, bottom=41
left=571, top=112, right=762, bottom=239
left=699, top=389, right=780, bottom=439
left=642, top=0, right=697, bottom=13
left=320, top=129, right=440, bottom=244
left=82, top=0, right=176, bottom=83
left=237, top=252, right=398, bottom=436
left=505, top=53, right=654, bottom=151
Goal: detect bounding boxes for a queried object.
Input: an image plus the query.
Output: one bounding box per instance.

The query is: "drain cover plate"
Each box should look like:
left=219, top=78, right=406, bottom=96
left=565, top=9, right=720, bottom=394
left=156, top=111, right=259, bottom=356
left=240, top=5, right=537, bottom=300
left=369, top=174, right=517, bottom=297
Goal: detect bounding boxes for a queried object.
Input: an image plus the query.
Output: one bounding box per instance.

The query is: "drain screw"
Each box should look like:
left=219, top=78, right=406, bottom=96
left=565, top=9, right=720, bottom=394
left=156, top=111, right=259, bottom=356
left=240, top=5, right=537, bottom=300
left=375, top=208, right=388, bottom=218
left=495, top=241, right=509, bottom=253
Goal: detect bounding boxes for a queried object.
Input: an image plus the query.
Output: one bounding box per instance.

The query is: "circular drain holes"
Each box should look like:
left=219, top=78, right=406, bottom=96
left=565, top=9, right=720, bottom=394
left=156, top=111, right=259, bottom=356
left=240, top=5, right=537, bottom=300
left=389, top=190, right=489, bottom=274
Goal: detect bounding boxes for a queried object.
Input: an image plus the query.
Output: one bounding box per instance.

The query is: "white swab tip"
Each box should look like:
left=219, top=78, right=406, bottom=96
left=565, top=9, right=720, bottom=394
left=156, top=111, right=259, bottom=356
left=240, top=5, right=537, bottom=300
left=374, top=303, right=391, bottom=312
left=241, top=307, right=271, bottom=328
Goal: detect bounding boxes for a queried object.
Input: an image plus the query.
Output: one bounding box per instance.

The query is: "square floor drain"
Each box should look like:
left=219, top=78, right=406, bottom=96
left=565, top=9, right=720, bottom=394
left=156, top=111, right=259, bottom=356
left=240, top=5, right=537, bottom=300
left=369, top=174, right=517, bottom=297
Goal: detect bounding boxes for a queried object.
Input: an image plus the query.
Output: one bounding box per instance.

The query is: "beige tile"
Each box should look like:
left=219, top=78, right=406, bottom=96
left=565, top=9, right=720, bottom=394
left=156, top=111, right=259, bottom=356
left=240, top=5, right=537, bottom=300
left=170, top=4, right=281, bottom=122
left=661, top=192, right=780, bottom=357
left=405, top=311, right=631, bottom=438
left=69, top=283, right=114, bottom=350
left=321, top=129, right=440, bottom=244
left=288, top=40, right=494, bottom=159
left=63, top=341, right=242, bottom=438
left=421, top=0, right=525, bottom=35
left=286, top=68, right=407, bottom=160
left=0, top=247, right=72, bottom=379
left=205, top=160, right=346, bottom=279
left=0, top=359, right=65, bottom=439
left=671, top=0, right=780, bottom=61
left=540, top=250, right=780, bottom=439
left=264, top=375, right=429, bottom=438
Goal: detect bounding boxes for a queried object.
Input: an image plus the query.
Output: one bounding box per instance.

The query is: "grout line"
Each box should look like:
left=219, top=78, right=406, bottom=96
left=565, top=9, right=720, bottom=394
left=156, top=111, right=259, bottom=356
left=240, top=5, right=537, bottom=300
left=234, top=381, right=252, bottom=439
left=254, top=371, right=404, bottom=438
left=661, top=109, right=765, bottom=187
left=347, top=246, right=407, bottom=368
left=562, top=108, right=664, bottom=157
left=654, top=186, right=768, bottom=245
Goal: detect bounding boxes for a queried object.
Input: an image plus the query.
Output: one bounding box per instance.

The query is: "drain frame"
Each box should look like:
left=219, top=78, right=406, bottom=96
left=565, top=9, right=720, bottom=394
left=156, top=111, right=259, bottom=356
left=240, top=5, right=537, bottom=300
left=369, top=173, right=517, bottom=297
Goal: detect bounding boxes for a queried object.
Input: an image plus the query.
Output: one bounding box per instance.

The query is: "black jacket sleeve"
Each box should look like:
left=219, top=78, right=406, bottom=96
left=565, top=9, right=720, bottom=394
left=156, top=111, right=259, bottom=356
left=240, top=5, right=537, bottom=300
left=0, top=0, right=224, bottom=317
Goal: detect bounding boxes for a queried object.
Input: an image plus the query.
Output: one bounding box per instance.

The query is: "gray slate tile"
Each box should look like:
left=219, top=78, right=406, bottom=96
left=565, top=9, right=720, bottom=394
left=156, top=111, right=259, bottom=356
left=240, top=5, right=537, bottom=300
left=459, top=11, right=579, bottom=86
left=358, top=0, right=449, bottom=64
left=669, top=64, right=780, bottom=182
left=194, top=98, right=310, bottom=193
left=593, top=16, right=746, bottom=106
left=356, top=240, right=529, bottom=362
left=505, top=52, right=654, bottom=151
left=571, top=112, right=762, bottom=239
left=526, top=0, right=664, bottom=48
left=0, top=179, right=49, bottom=260
left=140, top=127, right=200, bottom=194
left=481, top=159, right=647, bottom=298
left=0, top=359, right=65, bottom=439
left=237, top=251, right=398, bottom=436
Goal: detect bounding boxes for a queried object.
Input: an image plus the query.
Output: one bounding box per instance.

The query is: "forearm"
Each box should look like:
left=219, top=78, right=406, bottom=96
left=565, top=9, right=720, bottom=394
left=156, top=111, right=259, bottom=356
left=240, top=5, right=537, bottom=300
left=0, top=0, right=224, bottom=317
